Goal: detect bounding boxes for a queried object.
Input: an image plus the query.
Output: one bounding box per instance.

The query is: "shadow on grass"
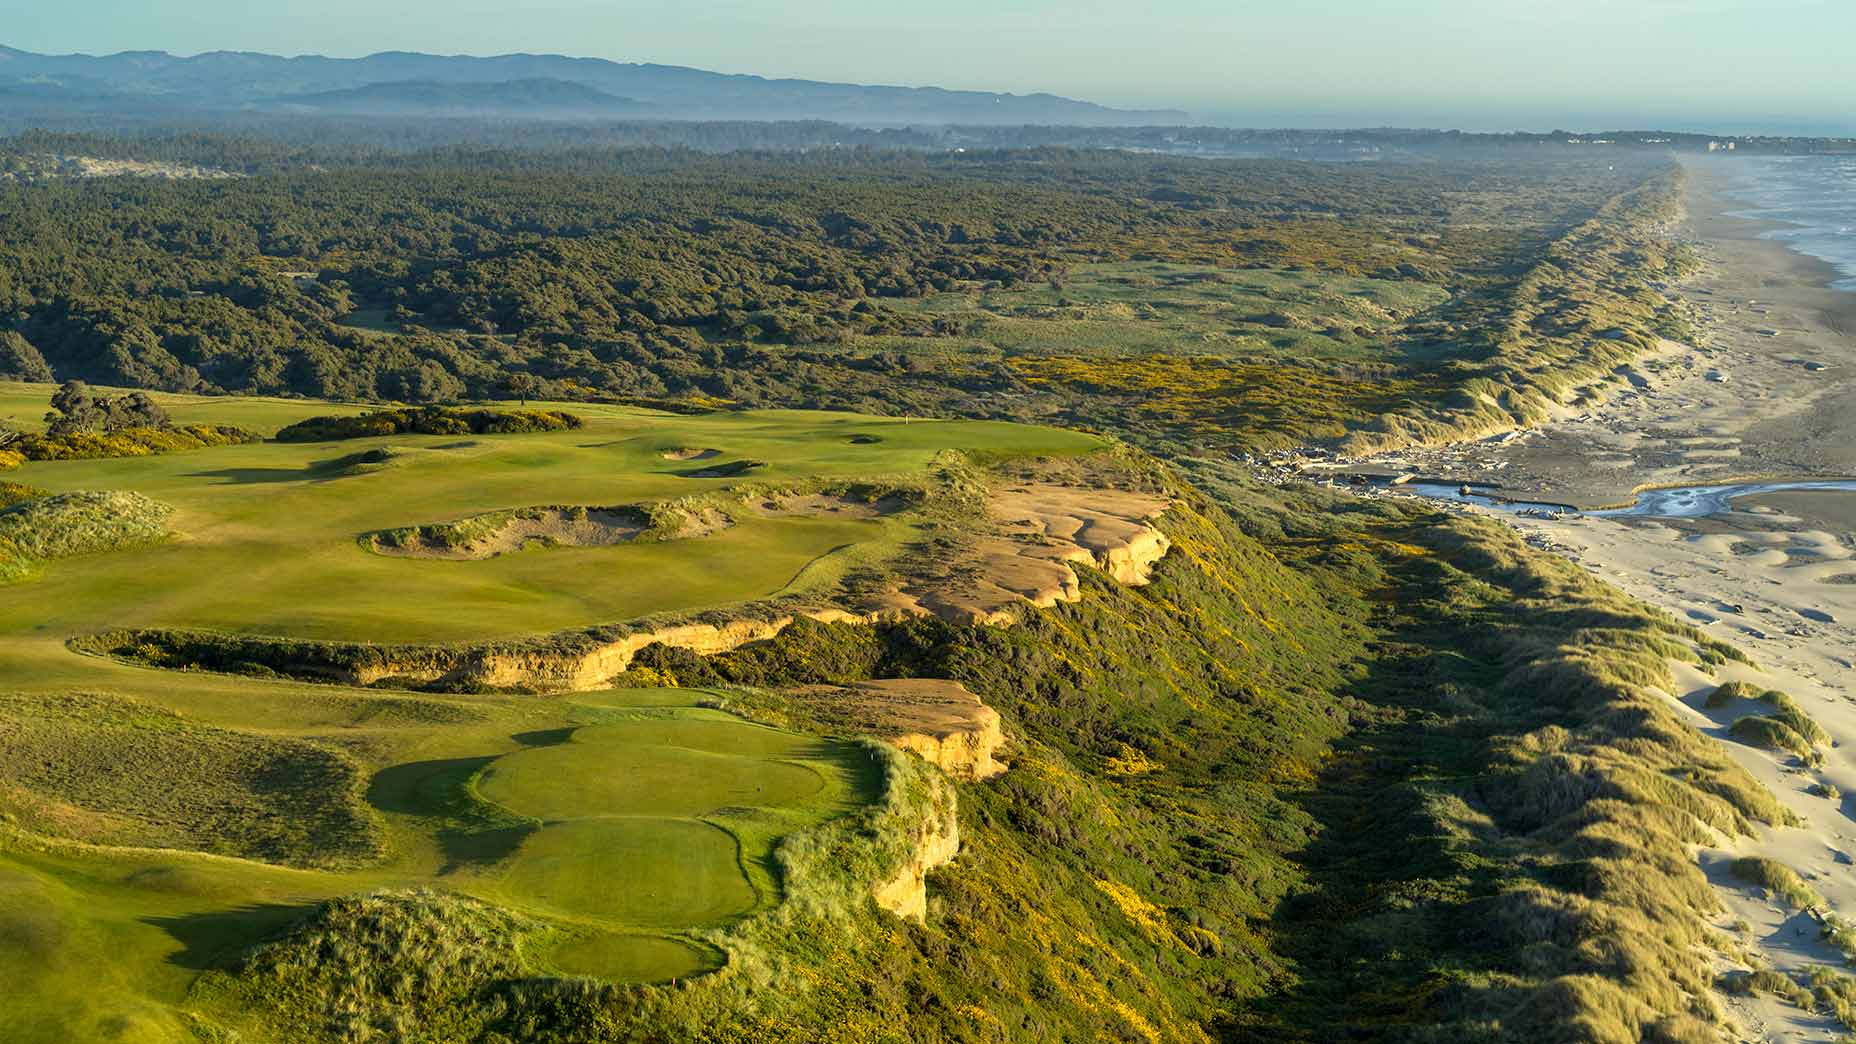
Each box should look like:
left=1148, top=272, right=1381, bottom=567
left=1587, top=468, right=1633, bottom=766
left=146, top=901, right=320, bottom=971
left=367, top=756, right=537, bottom=874
left=187, top=449, right=400, bottom=486
left=673, top=459, right=765, bottom=479
left=1226, top=540, right=1534, bottom=1040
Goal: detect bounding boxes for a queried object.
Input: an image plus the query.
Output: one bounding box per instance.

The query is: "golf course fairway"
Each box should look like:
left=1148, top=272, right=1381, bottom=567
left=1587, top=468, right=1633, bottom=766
left=0, top=381, right=1097, bottom=1043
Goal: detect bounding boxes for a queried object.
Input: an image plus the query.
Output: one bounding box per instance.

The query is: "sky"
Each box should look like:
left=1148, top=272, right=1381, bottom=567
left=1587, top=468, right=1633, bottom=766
left=6, top=0, right=1853, bottom=133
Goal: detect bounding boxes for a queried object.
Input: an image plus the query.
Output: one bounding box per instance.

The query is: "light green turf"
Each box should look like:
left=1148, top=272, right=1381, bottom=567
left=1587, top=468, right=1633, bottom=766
left=545, top=930, right=716, bottom=981
left=498, top=819, right=757, bottom=926
left=0, top=380, right=1100, bottom=643
left=477, top=723, right=829, bottom=821
left=0, top=384, right=1091, bottom=1042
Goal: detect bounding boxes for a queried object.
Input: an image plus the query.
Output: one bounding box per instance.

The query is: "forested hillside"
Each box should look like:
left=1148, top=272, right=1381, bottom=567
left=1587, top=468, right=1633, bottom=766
left=0, top=140, right=1688, bottom=454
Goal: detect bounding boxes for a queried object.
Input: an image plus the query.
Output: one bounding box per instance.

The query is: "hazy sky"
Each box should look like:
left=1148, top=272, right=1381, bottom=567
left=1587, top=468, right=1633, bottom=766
left=8, top=0, right=1853, bottom=132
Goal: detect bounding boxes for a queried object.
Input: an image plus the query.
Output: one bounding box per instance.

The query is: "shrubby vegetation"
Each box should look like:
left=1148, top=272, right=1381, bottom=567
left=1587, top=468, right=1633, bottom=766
left=273, top=405, right=582, bottom=442
left=6, top=423, right=259, bottom=463
left=0, top=381, right=258, bottom=468
left=0, top=481, right=46, bottom=508
left=42, top=378, right=169, bottom=434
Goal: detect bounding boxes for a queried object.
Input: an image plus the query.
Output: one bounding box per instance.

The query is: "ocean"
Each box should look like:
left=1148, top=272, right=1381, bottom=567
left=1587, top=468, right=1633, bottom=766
left=1714, top=152, right=1856, bottom=287
left=1718, top=155, right=1856, bottom=292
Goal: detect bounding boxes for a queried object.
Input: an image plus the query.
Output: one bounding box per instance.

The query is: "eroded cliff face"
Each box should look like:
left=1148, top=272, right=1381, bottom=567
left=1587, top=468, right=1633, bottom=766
left=320, top=608, right=875, bottom=691
left=793, top=679, right=1007, bottom=782
left=871, top=770, right=961, bottom=923
left=455, top=610, right=873, bottom=690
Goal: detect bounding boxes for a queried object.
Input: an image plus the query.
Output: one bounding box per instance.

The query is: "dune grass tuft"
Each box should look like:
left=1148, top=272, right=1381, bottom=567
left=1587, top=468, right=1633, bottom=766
left=1730, top=857, right=1823, bottom=911
left=0, top=490, right=172, bottom=583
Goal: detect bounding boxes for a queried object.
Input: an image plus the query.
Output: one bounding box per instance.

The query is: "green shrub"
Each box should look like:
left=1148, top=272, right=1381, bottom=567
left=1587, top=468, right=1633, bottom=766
left=273, top=406, right=582, bottom=442
left=11, top=424, right=260, bottom=461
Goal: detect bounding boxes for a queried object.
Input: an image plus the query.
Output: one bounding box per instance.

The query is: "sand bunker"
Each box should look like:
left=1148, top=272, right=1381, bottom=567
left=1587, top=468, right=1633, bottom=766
left=660, top=447, right=721, bottom=461
left=745, top=492, right=908, bottom=520
left=370, top=505, right=730, bottom=560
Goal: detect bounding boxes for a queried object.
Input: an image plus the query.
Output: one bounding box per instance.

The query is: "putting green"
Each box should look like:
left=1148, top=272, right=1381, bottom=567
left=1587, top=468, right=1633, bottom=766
left=544, top=931, right=716, bottom=981
left=470, top=710, right=870, bottom=933
left=497, top=818, right=756, bottom=925
left=476, top=720, right=830, bottom=820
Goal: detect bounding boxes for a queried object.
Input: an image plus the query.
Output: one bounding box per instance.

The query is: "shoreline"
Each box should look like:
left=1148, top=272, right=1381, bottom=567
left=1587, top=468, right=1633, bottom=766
left=1397, top=158, right=1856, bottom=1044
left=1334, top=157, right=1856, bottom=509
left=1453, top=496, right=1856, bottom=1044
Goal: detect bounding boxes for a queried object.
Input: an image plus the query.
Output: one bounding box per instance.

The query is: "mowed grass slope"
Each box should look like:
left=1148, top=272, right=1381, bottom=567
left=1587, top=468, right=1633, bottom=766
left=0, top=382, right=1091, bottom=1043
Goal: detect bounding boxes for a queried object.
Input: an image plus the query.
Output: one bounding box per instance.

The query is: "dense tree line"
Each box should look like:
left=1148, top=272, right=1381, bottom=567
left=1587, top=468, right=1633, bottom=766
left=0, top=140, right=1659, bottom=426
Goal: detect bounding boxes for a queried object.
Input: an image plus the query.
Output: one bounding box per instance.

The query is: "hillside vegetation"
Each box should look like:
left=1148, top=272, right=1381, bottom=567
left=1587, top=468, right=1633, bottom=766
left=0, top=147, right=1689, bottom=455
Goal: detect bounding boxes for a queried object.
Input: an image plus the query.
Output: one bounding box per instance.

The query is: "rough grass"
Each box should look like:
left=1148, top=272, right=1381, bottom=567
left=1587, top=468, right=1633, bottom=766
left=0, top=490, right=172, bottom=583
left=187, top=889, right=558, bottom=1043
left=0, top=692, right=383, bottom=868
left=1713, top=682, right=1829, bottom=761
left=1730, top=856, right=1823, bottom=911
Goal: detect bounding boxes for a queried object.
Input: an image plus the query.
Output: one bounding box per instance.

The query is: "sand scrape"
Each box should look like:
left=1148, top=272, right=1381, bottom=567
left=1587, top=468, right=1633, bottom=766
left=865, top=484, right=1172, bottom=626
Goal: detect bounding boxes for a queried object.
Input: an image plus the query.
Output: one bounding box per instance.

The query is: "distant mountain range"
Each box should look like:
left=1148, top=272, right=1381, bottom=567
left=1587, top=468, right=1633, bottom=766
left=267, top=78, right=654, bottom=119
left=0, top=46, right=1186, bottom=125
